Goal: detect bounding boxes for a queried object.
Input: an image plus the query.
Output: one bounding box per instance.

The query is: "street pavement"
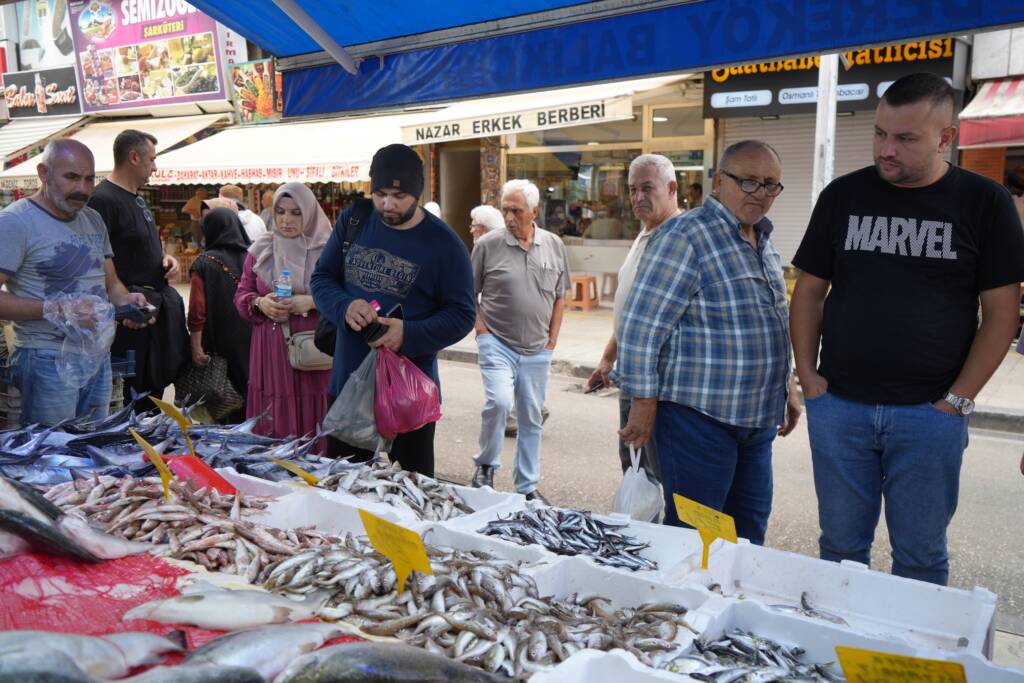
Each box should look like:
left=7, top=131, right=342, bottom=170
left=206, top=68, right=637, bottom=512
left=432, top=360, right=1024, bottom=668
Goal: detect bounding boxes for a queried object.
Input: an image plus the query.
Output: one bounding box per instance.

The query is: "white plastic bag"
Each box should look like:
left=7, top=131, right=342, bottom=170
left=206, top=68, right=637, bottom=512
left=612, top=445, right=663, bottom=522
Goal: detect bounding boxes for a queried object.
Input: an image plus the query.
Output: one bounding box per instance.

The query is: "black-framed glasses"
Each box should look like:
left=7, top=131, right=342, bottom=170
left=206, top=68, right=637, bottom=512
left=721, top=170, right=784, bottom=197
left=134, top=195, right=154, bottom=224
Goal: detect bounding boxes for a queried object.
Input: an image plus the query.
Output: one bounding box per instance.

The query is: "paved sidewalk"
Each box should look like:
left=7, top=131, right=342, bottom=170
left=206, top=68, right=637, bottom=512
left=441, top=308, right=1024, bottom=430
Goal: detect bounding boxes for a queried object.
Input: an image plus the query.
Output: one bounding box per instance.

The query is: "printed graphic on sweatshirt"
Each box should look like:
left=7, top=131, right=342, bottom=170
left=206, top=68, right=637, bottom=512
left=844, top=215, right=957, bottom=260
left=347, top=244, right=421, bottom=298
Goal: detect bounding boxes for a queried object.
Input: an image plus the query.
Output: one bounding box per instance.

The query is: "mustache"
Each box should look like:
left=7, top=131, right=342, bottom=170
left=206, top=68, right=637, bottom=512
left=65, top=192, right=89, bottom=202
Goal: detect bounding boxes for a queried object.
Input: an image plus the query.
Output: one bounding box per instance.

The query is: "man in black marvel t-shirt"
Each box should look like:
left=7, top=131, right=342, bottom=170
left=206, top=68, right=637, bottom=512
left=791, top=73, right=1024, bottom=586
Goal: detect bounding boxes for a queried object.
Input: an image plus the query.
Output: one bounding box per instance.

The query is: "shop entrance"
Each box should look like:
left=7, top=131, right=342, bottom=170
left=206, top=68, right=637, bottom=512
left=440, top=141, right=482, bottom=249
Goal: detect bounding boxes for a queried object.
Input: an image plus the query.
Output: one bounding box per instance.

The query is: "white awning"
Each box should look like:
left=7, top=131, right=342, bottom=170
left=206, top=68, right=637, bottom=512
left=959, top=78, right=1024, bottom=148
left=0, top=114, right=227, bottom=189
left=146, top=112, right=427, bottom=185
left=400, top=75, right=686, bottom=145
left=0, top=115, right=86, bottom=163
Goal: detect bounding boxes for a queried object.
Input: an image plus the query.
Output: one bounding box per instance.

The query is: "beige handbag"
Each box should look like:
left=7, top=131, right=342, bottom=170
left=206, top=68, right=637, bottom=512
left=282, top=320, right=333, bottom=372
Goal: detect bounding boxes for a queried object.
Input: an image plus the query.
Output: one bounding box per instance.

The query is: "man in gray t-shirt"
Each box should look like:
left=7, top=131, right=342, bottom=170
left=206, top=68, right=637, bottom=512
left=0, top=139, right=150, bottom=425
left=470, top=179, right=570, bottom=503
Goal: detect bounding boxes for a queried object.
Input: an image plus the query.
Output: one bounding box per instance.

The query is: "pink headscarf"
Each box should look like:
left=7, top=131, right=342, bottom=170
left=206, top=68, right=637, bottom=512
left=248, top=182, right=332, bottom=294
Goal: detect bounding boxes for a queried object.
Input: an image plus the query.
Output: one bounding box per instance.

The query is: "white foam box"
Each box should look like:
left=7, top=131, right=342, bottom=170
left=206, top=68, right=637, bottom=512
left=530, top=649, right=679, bottom=683
left=217, top=466, right=296, bottom=498
left=663, top=541, right=998, bottom=657
left=419, top=523, right=558, bottom=566
left=245, top=487, right=430, bottom=538
left=944, top=653, right=1024, bottom=682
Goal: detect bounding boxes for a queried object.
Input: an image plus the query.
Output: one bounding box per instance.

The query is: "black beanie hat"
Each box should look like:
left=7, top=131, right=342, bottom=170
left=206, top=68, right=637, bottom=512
left=370, top=144, right=424, bottom=198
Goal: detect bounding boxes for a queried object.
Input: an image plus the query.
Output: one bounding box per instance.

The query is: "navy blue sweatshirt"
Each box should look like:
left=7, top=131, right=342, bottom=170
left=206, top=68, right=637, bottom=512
left=310, top=205, right=476, bottom=398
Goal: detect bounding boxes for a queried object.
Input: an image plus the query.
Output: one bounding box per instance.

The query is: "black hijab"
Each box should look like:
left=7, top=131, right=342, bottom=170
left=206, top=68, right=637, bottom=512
left=196, top=208, right=249, bottom=277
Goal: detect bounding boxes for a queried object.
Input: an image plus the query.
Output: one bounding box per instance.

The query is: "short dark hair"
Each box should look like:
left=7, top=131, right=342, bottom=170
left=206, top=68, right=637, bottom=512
left=719, top=140, right=781, bottom=170
left=882, top=72, right=955, bottom=111
left=687, top=183, right=703, bottom=195
left=113, top=129, right=157, bottom=166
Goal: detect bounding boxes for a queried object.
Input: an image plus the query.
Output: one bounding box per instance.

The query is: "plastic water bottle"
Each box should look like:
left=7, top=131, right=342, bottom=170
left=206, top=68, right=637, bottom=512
left=274, top=269, right=293, bottom=302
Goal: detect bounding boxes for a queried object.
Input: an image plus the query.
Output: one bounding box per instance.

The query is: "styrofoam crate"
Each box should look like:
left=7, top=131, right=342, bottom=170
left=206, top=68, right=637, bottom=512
left=420, top=523, right=558, bottom=566
left=217, top=466, right=298, bottom=498
left=664, top=541, right=998, bottom=657
left=944, top=653, right=1024, bottom=682
left=245, top=487, right=430, bottom=537
left=530, top=649, right=679, bottom=683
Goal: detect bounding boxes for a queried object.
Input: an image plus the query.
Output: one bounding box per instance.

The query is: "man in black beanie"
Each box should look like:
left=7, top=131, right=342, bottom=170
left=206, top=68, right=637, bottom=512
left=311, top=144, right=476, bottom=476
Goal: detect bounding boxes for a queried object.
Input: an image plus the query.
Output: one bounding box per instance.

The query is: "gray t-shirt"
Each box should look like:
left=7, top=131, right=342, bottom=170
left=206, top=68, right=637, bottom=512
left=473, top=225, right=571, bottom=355
left=0, top=198, right=112, bottom=350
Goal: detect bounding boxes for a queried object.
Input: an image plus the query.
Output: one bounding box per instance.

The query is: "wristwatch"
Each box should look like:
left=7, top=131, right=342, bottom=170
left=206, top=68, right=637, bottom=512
left=943, top=392, right=975, bottom=416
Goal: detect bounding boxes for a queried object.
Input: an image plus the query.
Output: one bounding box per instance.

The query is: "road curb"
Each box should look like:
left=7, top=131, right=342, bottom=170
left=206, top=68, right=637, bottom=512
left=438, top=348, right=1024, bottom=434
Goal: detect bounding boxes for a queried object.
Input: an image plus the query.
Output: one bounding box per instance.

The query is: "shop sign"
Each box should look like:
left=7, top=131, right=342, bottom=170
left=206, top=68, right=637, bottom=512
left=229, top=59, right=281, bottom=125
left=69, top=0, right=224, bottom=113
left=703, top=39, right=956, bottom=119
left=401, top=95, right=632, bottom=145
left=148, top=162, right=367, bottom=185
left=2, top=66, right=81, bottom=118
left=13, top=1, right=77, bottom=71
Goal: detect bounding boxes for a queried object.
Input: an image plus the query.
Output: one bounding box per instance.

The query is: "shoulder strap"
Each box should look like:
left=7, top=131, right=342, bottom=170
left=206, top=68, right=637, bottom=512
left=343, top=198, right=374, bottom=253
left=281, top=319, right=292, bottom=342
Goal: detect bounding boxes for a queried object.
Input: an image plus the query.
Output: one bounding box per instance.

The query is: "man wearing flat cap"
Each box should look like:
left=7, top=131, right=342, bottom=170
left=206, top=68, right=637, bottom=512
left=311, top=144, right=476, bottom=475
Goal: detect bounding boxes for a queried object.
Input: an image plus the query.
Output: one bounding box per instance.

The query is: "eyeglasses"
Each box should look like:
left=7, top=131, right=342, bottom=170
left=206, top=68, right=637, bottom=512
left=134, top=195, right=154, bottom=224
left=721, top=170, right=784, bottom=197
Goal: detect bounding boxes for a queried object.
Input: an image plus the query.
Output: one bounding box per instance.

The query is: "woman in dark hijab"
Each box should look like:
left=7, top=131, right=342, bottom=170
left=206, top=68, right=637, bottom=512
left=187, top=208, right=253, bottom=422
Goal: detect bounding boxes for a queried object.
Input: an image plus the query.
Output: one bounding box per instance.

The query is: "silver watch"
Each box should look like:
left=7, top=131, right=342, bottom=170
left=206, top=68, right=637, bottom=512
left=943, top=392, right=975, bottom=416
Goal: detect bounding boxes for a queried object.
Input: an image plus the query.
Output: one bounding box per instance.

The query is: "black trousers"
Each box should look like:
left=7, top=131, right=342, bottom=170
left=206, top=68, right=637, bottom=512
left=326, top=406, right=436, bottom=477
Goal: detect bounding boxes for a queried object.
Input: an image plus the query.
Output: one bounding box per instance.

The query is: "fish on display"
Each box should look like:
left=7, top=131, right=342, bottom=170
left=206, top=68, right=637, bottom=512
left=277, top=641, right=505, bottom=682
left=45, top=475, right=335, bottom=577
left=317, top=460, right=474, bottom=522
left=123, top=581, right=325, bottom=630
left=664, top=629, right=846, bottom=682
left=478, top=505, right=658, bottom=571
left=0, top=647, right=95, bottom=683
left=0, top=629, right=186, bottom=680
left=769, top=592, right=850, bottom=627
left=119, top=664, right=265, bottom=683
left=0, top=475, right=153, bottom=562
left=261, top=533, right=693, bottom=680
left=183, top=622, right=355, bottom=682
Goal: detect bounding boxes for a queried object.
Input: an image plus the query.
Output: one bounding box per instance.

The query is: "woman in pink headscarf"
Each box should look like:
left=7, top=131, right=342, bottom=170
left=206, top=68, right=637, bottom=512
left=234, top=182, right=332, bottom=447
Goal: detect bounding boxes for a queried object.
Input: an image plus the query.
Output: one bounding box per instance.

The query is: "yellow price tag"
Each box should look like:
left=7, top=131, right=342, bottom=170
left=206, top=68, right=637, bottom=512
left=129, top=428, right=174, bottom=500
left=358, top=509, right=432, bottom=593
left=673, top=493, right=738, bottom=569
left=150, top=396, right=196, bottom=458
left=836, top=646, right=966, bottom=683
left=270, top=458, right=320, bottom=486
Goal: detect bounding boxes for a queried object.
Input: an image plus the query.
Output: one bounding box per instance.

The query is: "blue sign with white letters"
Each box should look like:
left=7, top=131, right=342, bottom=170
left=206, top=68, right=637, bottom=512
left=284, top=0, right=1024, bottom=117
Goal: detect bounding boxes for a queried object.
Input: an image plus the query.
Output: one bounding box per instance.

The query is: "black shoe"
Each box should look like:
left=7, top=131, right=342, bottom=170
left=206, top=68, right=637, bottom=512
left=472, top=465, right=495, bottom=488
left=541, top=406, right=550, bottom=424
left=504, top=415, right=517, bottom=437
left=524, top=489, right=549, bottom=505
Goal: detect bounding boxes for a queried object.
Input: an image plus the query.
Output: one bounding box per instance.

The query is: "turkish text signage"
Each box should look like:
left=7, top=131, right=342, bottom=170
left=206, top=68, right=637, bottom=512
left=703, top=39, right=956, bottom=118
left=2, top=66, right=81, bottom=118
left=401, top=96, right=632, bottom=144
left=69, top=0, right=224, bottom=112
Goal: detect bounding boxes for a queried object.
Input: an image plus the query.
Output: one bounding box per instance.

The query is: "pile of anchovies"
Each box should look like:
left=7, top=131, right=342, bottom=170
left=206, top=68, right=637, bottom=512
left=45, top=475, right=338, bottom=579
left=665, top=629, right=846, bottom=682
left=317, top=460, right=475, bottom=522
left=478, top=506, right=658, bottom=571
left=260, top=532, right=691, bottom=680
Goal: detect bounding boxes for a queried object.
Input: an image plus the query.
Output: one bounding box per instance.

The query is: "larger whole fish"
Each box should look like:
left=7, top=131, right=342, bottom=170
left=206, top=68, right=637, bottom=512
left=0, top=630, right=185, bottom=680
left=0, top=647, right=95, bottom=683
left=124, top=585, right=322, bottom=630
left=277, top=641, right=505, bottom=682
left=119, top=664, right=265, bottom=683
left=183, top=623, right=356, bottom=681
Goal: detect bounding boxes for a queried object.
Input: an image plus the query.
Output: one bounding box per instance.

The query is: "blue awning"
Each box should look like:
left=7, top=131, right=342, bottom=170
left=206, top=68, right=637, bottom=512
left=187, top=1, right=1024, bottom=118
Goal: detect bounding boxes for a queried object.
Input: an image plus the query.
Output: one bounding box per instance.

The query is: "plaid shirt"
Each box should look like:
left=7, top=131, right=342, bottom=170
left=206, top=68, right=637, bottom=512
left=617, top=197, right=791, bottom=428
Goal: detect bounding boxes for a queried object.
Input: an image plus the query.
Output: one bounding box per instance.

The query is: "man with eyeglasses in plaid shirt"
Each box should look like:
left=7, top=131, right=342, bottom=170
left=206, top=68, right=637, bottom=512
left=617, top=140, right=801, bottom=542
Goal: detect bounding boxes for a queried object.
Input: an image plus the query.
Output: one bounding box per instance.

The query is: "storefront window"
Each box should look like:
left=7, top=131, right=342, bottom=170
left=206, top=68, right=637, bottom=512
left=508, top=148, right=643, bottom=240
left=651, top=106, right=704, bottom=138
left=654, top=150, right=706, bottom=211
left=515, top=107, right=642, bottom=147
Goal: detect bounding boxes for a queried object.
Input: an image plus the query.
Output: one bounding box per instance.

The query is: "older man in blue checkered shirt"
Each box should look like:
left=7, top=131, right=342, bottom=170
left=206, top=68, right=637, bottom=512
left=617, top=140, right=801, bottom=543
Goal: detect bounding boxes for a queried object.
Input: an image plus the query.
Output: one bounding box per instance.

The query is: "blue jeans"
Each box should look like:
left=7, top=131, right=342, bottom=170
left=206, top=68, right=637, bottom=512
left=655, top=402, right=776, bottom=544
left=472, top=334, right=553, bottom=494
left=12, top=348, right=112, bottom=426
left=805, top=391, right=968, bottom=586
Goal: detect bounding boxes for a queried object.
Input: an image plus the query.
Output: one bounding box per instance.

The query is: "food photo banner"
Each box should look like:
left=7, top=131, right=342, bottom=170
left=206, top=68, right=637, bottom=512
left=69, top=0, right=224, bottom=112
left=229, top=59, right=281, bottom=124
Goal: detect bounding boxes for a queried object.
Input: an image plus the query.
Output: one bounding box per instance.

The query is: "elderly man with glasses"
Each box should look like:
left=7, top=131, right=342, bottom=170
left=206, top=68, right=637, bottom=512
left=617, top=139, right=801, bottom=541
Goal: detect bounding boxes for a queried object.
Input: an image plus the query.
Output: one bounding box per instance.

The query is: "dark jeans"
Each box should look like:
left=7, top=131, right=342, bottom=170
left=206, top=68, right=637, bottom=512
left=326, top=394, right=436, bottom=476
left=655, top=401, right=776, bottom=544
left=805, top=391, right=968, bottom=586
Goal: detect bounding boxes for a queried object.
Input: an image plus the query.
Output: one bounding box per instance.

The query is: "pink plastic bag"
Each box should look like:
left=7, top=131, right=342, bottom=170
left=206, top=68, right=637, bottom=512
left=374, top=347, right=442, bottom=440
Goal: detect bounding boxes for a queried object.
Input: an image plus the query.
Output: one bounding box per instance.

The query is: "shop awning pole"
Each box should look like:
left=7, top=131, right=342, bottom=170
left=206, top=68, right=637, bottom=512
left=271, top=0, right=360, bottom=75
left=811, top=53, right=839, bottom=207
